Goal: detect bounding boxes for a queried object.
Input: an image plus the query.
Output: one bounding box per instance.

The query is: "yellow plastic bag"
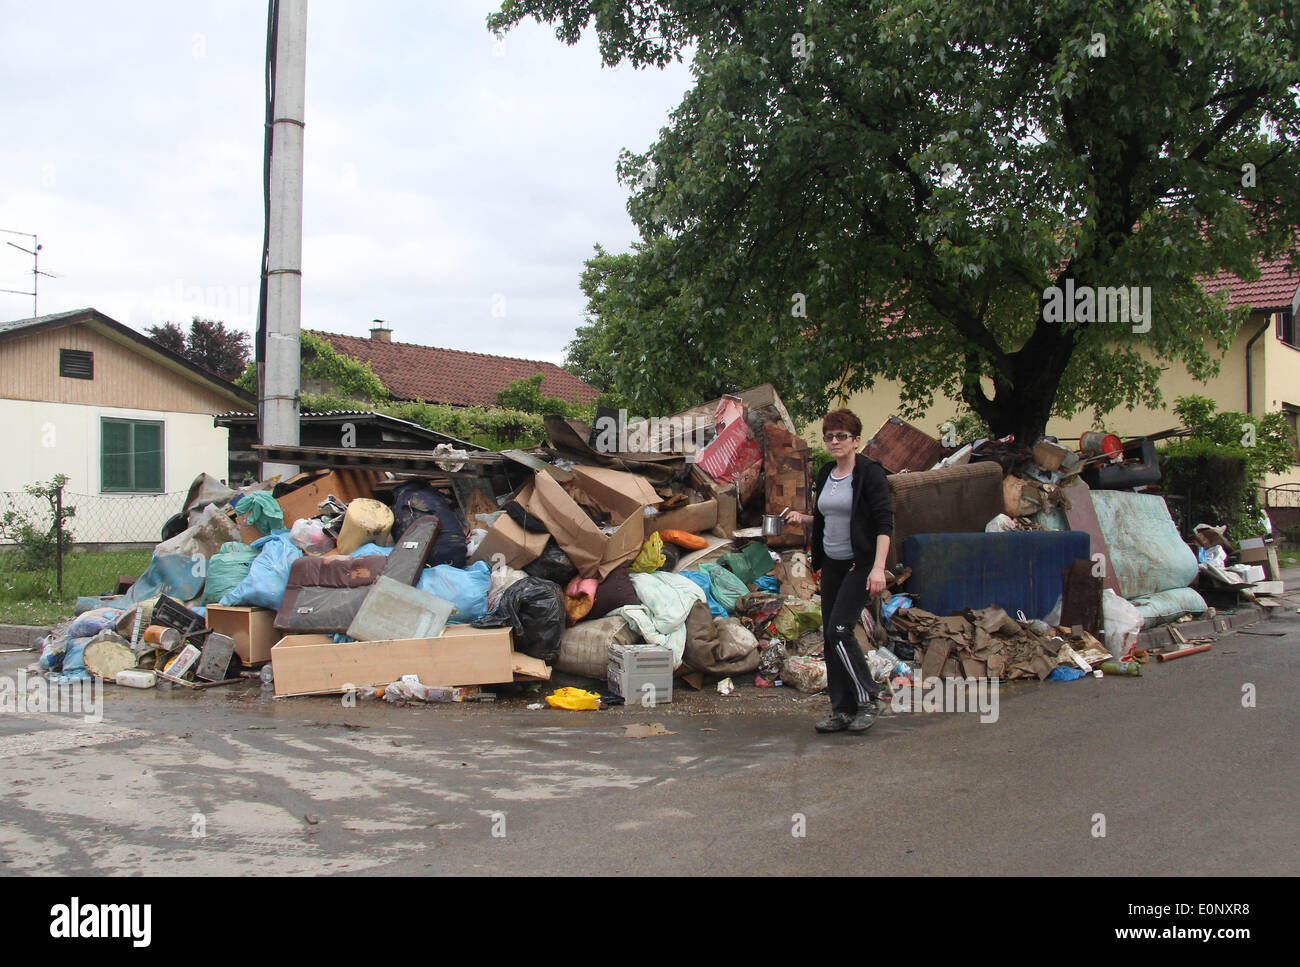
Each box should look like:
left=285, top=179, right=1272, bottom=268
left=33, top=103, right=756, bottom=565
left=546, top=686, right=602, bottom=710
left=630, top=532, right=666, bottom=573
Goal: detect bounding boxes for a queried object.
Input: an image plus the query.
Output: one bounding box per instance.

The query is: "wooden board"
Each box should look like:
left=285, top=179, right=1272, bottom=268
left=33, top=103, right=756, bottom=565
left=762, top=423, right=811, bottom=548
left=1059, top=481, right=1122, bottom=594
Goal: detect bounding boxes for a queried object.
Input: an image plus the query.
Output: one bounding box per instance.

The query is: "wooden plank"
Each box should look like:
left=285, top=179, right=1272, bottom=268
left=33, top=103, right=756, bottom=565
left=762, top=423, right=811, bottom=548
left=1059, top=481, right=1122, bottom=594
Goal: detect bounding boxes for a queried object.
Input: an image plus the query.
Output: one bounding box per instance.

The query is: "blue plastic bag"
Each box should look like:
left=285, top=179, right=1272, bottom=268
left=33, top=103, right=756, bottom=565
left=754, top=575, right=781, bottom=593
left=417, top=560, right=491, bottom=624
left=349, top=542, right=393, bottom=557
left=679, top=570, right=727, bottom=617
left=67, top=607, right=121, bottom=639
left=219, top=531, right=303, bottom=610
left=881, top=594, right=913, bottom=626
left=43, top=635, right=92, bottom=680
left=1047, top=666, right=1088, bottom=682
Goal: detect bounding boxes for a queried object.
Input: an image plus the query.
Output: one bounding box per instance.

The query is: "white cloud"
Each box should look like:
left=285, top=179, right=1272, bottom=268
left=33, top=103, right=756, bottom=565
left=0, top=0, right=693, bottom=366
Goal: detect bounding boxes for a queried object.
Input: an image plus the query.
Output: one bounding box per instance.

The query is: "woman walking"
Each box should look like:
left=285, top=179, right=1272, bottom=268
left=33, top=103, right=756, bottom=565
left=783, top=408, right=893, bottom=734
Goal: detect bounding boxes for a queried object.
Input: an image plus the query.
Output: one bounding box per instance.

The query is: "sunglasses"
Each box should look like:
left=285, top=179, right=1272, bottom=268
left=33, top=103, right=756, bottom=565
left=823, top=431, right=855, bottom=442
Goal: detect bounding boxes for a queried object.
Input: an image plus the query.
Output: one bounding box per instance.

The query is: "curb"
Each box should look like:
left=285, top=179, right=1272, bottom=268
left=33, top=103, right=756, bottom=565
left=0, top=624, right=51, bottom=649
left=1135, top=603, right=1270, bottom=652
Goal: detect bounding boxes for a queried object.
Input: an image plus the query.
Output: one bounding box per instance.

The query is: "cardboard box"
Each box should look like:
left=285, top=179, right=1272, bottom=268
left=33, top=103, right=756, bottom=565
left=468, top=513, right=549, bottom=569
left=1238, top=536, right=1269, bottom=564
left=570, top=465, right=662, bottom=523
left=647, top=498, right=718, bottom=535
left=514, top=470, right=644, bottom=580
left=276, top=469, right=382, bottom=527
left=206, top=605, right=278, bottom=665
left=270, top=625, right=515, bottom=697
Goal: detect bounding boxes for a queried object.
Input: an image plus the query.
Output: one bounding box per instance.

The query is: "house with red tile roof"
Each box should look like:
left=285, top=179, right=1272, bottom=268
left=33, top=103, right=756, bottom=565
left=312, top=323, right=599, bottom=408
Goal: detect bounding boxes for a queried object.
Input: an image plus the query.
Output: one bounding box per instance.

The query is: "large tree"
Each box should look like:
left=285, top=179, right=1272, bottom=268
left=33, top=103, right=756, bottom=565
left=147, top=316, right=251, bottom=383
left=493, top=0, right=1300, bottom=439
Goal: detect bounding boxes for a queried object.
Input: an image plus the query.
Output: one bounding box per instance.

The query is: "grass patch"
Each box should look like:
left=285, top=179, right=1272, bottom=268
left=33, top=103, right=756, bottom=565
left=0, top=549, right=151, bottom=626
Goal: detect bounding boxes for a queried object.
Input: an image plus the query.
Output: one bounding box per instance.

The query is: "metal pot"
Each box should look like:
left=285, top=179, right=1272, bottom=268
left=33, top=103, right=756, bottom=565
left=761, top=514, right=784, bottom=537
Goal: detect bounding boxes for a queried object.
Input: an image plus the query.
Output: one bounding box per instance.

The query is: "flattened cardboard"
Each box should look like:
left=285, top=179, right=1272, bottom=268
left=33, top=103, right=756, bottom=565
left=270, top=626, right=515, bottom=697
left=514, top=471, right=643, bottom=580
left=467, top=512, right=549, bottom=568
left=570, top=464, right=663, bottom=523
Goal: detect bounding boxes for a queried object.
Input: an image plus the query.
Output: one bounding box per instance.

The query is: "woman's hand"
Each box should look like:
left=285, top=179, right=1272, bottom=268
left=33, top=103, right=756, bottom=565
left=782, top=509, right=813, bottom=526
left=867, top=566, right=888, bottom=595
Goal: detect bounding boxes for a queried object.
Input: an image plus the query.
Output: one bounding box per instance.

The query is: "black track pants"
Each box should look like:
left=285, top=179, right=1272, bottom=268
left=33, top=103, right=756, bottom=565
left=819, top=557, right=878, bottom=714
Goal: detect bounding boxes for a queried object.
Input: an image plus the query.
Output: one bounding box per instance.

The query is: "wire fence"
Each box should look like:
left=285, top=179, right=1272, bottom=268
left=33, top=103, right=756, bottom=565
left=0, top=486, right=183, bottom=608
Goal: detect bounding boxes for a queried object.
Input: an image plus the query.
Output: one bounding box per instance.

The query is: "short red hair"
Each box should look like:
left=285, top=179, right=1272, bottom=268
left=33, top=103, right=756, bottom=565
left=822, top=408, right=862, bottom=438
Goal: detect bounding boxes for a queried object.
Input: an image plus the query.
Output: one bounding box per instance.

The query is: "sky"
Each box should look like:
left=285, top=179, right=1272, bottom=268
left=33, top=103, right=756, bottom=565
left=0, top=0, right=694, bottom=364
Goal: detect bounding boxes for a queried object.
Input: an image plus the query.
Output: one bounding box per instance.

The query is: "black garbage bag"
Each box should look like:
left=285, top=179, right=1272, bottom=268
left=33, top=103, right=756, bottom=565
left=504, top=499, right=551, bottom=534
left=658, top=543, right=681, bottom=572
left=472, top=576, right=565, bottom=663
left=523, top=540, right=577, bottom=586
left=391, top=482, right=466, bottom=567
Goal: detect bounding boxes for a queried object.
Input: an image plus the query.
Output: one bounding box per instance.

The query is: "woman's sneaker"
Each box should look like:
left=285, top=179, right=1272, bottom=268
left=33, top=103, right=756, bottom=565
left=814, top=712, right=852, bottom=733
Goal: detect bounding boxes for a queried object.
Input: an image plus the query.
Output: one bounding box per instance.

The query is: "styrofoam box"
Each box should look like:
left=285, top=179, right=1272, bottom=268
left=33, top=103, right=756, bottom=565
left=608, top=642, right=673, bottom=704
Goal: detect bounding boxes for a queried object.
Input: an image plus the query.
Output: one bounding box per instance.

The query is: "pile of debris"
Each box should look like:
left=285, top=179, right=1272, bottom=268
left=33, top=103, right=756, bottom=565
left=37, top=385, right=838, bottom=705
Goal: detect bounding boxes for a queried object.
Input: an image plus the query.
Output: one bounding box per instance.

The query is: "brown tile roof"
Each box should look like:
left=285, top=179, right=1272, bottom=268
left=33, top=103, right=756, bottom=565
left=312, top=330, right=600, bottom=408
left=1202, top=256, right=1299, bottom=311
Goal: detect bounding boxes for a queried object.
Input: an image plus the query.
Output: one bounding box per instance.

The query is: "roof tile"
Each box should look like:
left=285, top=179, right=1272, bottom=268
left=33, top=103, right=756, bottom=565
left=312, top=330, right=599, bottom=408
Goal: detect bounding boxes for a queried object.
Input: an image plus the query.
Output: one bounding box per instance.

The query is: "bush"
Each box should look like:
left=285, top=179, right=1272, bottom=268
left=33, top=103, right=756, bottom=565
left=1158, top=438, right=1252, bottom=537
left=0, top=475, right=75, bottom=571
left=379, top=401, right=548, bottom=450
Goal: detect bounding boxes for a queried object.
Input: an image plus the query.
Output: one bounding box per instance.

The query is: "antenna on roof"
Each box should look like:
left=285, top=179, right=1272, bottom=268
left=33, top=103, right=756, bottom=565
left=1, top=229, right=58, bottom=317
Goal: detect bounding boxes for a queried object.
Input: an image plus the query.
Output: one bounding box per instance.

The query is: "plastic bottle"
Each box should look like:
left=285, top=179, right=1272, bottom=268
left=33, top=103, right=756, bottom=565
left=259, top=664, right=275, bottom=686
left=1099, top=660, right=1141, bottom=677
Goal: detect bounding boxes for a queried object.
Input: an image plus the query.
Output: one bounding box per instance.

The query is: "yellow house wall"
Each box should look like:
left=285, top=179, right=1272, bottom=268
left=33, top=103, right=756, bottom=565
left=811, top=314, right=1300, bottom=488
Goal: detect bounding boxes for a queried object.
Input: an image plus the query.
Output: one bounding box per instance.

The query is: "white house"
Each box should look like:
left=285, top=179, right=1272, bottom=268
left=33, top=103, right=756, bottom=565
left=0, top=308, right=253, bottom=544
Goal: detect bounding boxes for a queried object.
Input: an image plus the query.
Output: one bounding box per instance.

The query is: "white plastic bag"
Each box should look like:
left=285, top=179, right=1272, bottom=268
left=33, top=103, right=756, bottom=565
left=289, top=518, right=333, bottom=553
left=1101, top=588, right=1143, bottom=658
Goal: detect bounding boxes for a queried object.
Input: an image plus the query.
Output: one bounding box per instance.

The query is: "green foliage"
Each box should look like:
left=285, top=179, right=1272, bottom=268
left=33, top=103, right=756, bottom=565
left=1158, top=438, right=1252, bottom=537
left=938, top=409, right=993, bottom=446
left=492, top=0, right=1300, bottom=440
left=809, top=445, right=834, bottom=478
left=234, top=332, right=390, bottom=403
left=1160, top=394, right=1297, bottom=536
left=495, top=373, right=588, bottom=419
left=378, top=401, right=548, bottom=450
left=0, top=475, right=75, bottom=571
left=301, top=332, right=389, bottom=402
left=1172, top=395, right=1296, bottom=482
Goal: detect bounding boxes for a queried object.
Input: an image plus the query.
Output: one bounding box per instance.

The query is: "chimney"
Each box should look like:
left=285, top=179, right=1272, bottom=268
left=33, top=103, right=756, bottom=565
left=369, top=319, right=392, bottom=343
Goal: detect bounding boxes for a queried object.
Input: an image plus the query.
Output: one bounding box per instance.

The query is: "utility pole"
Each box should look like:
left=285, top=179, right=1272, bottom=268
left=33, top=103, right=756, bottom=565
left=258, top=0, right=307, bottom=480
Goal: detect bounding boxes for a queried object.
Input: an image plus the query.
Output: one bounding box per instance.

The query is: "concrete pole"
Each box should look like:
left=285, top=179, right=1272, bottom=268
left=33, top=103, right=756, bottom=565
left=260, top=0, right=307, bottom=480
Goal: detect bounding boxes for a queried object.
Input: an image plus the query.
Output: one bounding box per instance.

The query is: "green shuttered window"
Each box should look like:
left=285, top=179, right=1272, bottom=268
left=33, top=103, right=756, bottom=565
left=101, top=418, right=164, bottom=492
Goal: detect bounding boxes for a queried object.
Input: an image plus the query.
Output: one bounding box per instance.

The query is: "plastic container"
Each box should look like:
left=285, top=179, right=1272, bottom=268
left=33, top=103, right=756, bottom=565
left=346, top=575, right=455, bottom=641
left=336, top=498, right=394, bottom=555
left=115, top=669, right=157, bottom=689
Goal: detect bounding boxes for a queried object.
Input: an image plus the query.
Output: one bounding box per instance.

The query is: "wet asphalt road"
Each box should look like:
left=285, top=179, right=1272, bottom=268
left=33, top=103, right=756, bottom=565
left=0, top=608, right=1296, bottom=876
